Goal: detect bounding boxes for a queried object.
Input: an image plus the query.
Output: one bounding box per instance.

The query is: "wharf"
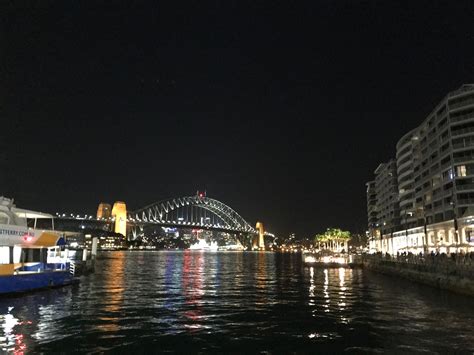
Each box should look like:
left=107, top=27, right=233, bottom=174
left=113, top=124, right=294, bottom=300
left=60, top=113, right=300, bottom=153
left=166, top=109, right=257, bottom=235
left=362, top=254, right=474, bottom=297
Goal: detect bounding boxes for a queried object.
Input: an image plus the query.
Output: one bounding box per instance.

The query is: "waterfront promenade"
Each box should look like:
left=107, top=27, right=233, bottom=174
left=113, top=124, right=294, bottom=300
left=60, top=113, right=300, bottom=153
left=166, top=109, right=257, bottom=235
left=362, top=252, right=474, bottom=296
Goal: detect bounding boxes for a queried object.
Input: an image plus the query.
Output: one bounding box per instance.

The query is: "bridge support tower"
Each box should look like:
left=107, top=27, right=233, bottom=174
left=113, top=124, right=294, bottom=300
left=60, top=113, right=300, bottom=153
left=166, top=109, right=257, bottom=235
left=253, top=222, right=265, bottom=250
left=111, top=201, right=127, bottom=237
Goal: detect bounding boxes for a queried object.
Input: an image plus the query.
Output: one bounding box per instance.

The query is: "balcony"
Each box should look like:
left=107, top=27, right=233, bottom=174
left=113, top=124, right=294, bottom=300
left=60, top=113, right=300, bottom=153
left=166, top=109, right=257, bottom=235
left=451, top=126, right=474, bottom=137
left=450, top=110, right=474, bottom=123
left=456, top=183, right=474, bottom=191
left=452, top=140, right=474, bottom=150
left=450, top=96, right=474, bottom=109
left=397, top=158, right=412, bottom=174
left=432, top=188, right=451, bottom=199
left=456, top=198, right=474, bottom=205
left=399, top=199, right=415, bottom=209
left=438, top=158, right=452, bottom=170
left=396, top=150, right=411, bottom=161
left=431, top=203, right=446, bottom=213
left=453, top=155, right=474, bottom=163
left=397, top=168, right=413, bottom=182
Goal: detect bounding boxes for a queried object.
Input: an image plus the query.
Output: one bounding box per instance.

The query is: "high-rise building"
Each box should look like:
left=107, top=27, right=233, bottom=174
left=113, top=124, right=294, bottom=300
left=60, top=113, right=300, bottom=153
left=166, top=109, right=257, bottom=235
left=374, top=160, right=400, bottom=235
left=366, top=181, right=378, bottom=250
left=396, top=129, right=418, bottom=230
left=367, top=84, right=474, bottom=254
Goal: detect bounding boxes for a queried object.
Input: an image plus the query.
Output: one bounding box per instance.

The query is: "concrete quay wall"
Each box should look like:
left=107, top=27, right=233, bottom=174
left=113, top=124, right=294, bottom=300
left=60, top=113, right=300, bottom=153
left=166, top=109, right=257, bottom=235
left=361, top=254, right=474, bottom=297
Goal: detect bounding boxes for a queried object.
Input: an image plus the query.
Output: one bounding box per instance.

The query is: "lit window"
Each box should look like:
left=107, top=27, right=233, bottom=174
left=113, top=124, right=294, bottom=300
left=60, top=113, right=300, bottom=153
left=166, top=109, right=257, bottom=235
left=457, top=165, right=467, bottom=177
left=447, top=168, right=454, bottom=180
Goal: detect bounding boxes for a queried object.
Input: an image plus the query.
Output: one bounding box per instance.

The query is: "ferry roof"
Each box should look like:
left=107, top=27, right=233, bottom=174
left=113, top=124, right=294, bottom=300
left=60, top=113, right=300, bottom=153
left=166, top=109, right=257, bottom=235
left=12, top=207, right=54, bottom=219
left=1, top=196, right=54, bottom=219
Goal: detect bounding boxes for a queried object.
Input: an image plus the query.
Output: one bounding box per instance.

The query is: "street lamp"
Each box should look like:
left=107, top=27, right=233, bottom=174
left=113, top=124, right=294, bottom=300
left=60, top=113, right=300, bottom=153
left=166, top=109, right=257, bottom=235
left=416, top=206, right=428, bottom=255
left=405, top=210, right=414, bottom=253
left=450, top=198, right=459, bottom=252
left=422, top=207, right=428, bottom=255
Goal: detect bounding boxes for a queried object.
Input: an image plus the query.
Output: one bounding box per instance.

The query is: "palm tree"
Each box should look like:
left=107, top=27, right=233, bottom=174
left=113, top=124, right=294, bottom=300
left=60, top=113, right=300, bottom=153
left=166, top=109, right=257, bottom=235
left=314, top=228, right=351, bottom=253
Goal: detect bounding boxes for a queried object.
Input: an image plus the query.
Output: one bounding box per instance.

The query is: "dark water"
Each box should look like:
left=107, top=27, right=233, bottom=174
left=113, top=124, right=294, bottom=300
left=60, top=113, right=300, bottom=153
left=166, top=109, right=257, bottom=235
left=1, top=251, right=474, bottom=353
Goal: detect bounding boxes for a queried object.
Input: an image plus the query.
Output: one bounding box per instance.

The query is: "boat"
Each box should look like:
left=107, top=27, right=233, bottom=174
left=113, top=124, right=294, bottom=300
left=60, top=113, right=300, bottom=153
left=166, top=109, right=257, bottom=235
left=189, top=238, right=219, bottom=251
left=218, top=243, right=245, bottom=251
left=302, top=250, right=353, bottom=268
left=0, top=197, right=77, bottom=295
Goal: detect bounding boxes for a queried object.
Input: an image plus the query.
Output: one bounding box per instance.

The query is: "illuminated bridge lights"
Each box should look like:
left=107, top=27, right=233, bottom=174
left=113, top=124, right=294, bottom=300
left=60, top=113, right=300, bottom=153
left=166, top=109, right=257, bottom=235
left=54, top=196, right=275, bottom=241
left=129, top=196, right=257, bottom=235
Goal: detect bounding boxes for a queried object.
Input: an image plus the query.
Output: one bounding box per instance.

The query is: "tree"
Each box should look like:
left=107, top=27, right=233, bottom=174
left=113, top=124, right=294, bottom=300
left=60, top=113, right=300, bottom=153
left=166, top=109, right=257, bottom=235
left=314, top=228, right=351, bottom=252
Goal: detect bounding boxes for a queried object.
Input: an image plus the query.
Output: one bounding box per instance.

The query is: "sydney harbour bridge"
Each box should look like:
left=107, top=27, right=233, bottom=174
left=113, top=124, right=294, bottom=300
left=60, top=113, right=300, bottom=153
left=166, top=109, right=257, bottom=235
left=56, top=194, right=271, bottom=249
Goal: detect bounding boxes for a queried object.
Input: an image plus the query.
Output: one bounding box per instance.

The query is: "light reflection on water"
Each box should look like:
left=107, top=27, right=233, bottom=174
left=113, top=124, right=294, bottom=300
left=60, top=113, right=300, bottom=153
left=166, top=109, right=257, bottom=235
left=0, top=251, right=473, bottom=353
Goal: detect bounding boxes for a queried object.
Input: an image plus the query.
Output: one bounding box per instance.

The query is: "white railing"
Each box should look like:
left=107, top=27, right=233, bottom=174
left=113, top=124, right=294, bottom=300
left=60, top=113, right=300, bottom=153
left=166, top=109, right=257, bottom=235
left=69, top=261, right=76, bottom=276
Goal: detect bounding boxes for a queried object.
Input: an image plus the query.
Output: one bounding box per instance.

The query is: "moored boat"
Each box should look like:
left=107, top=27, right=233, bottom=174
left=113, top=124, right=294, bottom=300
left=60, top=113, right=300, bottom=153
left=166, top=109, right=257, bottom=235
left=0, top=197, right=77, bottom=295
left=189, top=238, right=219, bottom=251
left=302, top=250, right=354, bottom=268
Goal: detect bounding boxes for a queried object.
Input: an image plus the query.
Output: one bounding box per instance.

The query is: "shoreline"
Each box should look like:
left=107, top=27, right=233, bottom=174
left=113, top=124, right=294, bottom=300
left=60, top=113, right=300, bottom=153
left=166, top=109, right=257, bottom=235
left=361, top=256, right=474, bottom=297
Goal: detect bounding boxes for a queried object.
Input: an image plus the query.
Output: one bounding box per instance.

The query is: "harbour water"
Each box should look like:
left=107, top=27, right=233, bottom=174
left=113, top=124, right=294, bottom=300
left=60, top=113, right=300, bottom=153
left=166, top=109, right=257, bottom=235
left=1, top=251, right=474, bottom=353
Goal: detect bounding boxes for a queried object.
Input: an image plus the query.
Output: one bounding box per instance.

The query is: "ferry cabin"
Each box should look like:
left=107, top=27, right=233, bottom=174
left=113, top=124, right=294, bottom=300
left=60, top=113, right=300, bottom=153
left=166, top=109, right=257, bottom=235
left=0, top=197, right=74, bottom=293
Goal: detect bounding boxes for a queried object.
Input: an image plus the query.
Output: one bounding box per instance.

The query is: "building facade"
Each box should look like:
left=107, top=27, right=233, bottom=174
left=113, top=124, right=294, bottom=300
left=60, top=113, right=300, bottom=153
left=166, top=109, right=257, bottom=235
left=367, top=84, right=474, bottom=254
left=366, top=181, right=378, bottom=240
left=375, top=161, right=400, bottom=236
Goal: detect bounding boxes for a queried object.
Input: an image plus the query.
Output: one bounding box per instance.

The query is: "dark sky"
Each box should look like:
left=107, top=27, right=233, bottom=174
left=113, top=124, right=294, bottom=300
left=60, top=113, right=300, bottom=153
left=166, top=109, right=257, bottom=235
left=1, top=1, right=473, bottom=238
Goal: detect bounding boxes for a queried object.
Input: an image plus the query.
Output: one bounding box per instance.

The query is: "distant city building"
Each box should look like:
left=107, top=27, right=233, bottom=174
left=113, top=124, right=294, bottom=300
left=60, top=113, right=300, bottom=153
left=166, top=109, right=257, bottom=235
left=367, top=84, right=474, bottom=254
left=396, top=129, right=418, bottom=231
left=366, top=181, right=378, bottom=240
left=98, top=234, right=127, bottom=250
left=374, top=160, right=400, bottom=237
left=96, top=203, right=112, bottom=219
left=276, top=233, right=298, bottom=251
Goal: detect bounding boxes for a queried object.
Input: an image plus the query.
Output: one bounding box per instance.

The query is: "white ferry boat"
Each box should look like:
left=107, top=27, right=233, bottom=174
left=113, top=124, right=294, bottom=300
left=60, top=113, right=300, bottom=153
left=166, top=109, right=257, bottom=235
left=302, top=250, right=354, bottom=267
left=189, top=238, right=219, bottom=251
left=0, top=197, right=76, bottom=295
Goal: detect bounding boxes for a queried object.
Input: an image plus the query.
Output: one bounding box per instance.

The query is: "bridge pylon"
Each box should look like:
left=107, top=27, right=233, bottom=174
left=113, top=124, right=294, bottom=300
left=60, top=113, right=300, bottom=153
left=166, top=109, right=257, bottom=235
left=253, top=221, right=265, bottom=250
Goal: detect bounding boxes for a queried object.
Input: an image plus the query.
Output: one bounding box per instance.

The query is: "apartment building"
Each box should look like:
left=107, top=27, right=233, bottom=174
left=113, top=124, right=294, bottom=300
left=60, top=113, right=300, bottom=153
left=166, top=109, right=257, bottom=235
left=367, top=84, right=474, bottom=254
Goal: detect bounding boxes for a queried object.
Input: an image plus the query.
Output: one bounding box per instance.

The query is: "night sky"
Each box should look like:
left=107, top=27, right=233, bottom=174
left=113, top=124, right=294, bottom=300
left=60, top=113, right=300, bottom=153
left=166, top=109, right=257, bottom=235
left=1, top=1, right=473, bottom=238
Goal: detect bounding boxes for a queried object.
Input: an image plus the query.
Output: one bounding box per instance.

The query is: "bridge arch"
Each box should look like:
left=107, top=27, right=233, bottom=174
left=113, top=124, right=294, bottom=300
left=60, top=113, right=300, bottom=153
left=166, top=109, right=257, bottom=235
left=128, top=196, right=256, bottom=234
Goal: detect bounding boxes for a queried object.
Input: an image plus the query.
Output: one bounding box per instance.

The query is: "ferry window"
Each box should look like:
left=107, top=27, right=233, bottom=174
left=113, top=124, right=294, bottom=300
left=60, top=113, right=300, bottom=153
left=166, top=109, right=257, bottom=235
left=36, top=218, right=53, bottom=230
left=27, top=218, right=35, bottom=228
left=13, top=246, right=21, bottom=263
left=22, top=248, right=42, bottom=263
left=0, top=212, right=10, bottom=225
